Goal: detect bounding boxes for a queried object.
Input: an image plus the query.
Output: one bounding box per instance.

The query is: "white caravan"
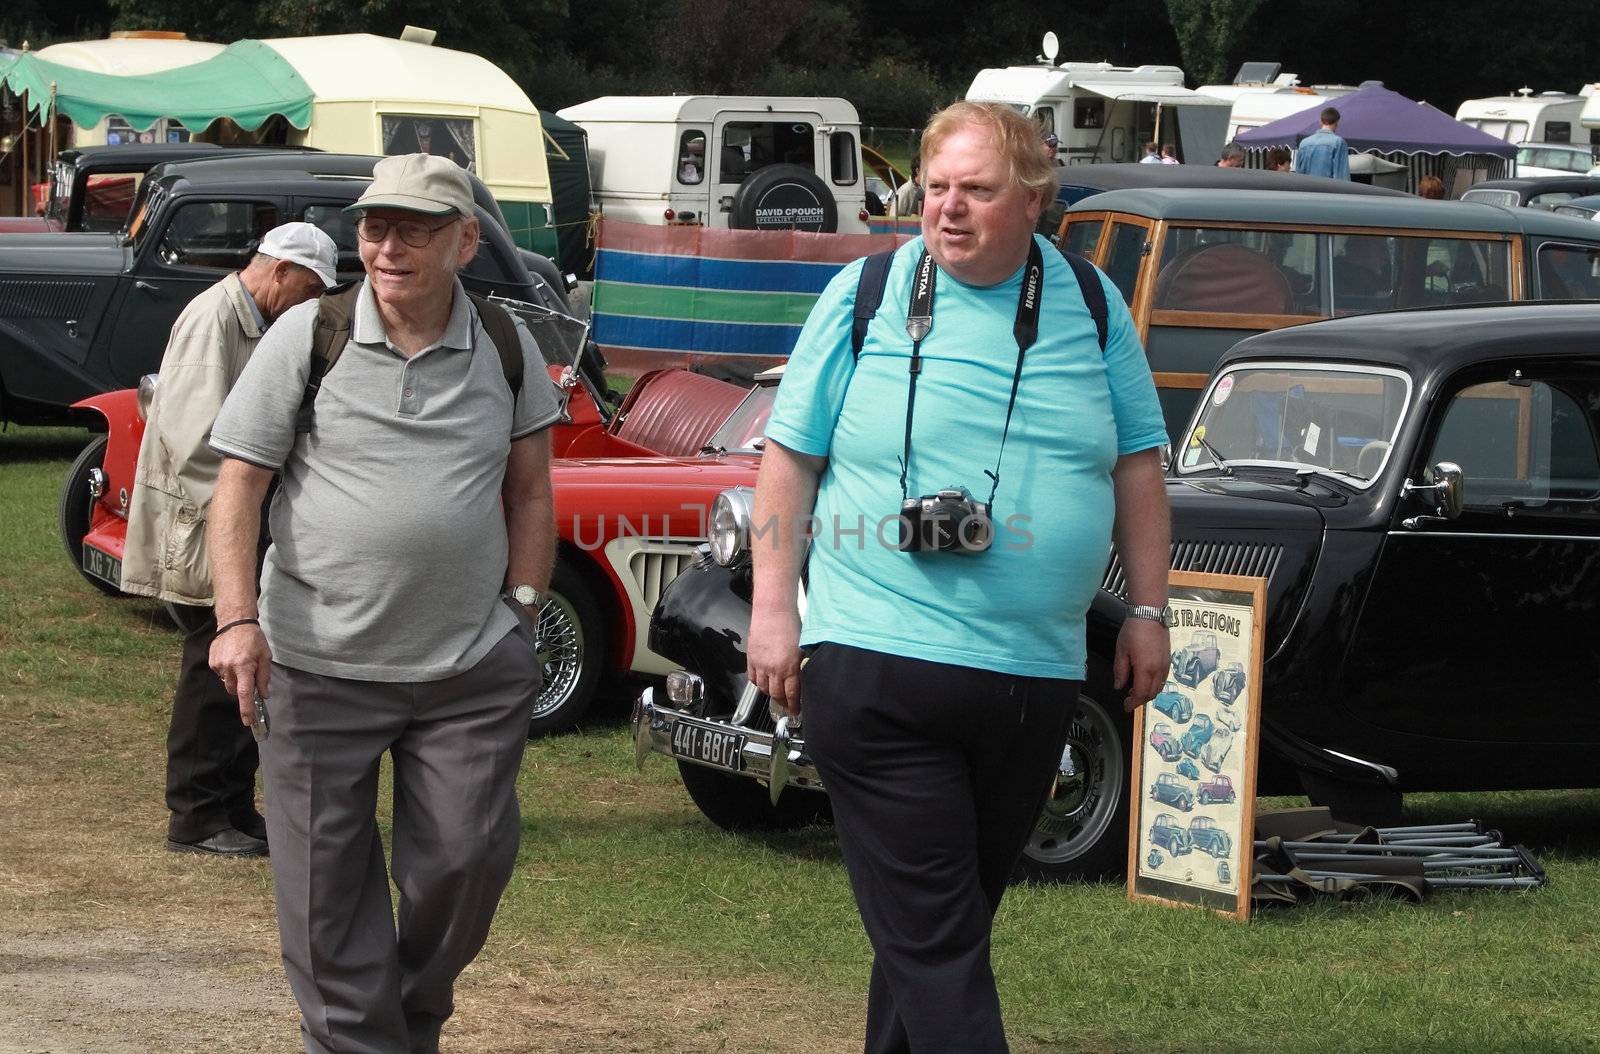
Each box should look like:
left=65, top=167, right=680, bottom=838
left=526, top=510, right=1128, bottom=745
left=965, top=32, right=1231, bottom=166
left=1457, top=89, right=1589, bottom=146
left=1195, top=62, right=1356, bottom=144
left=559, top=95, right=871, bottom=235
left=35, top=33, right=221, bottom=145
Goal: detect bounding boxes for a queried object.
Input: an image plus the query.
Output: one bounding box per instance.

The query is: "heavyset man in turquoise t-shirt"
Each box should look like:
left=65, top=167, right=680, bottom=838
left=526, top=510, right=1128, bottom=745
left=747, top=102, right=1174, bottom=1054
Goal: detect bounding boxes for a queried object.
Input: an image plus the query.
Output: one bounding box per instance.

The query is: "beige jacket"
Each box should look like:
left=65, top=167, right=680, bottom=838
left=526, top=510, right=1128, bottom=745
left=120, top=272, right=265, bottom=605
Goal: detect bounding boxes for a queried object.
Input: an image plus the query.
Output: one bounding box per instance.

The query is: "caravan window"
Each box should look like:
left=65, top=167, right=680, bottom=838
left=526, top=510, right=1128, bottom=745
left=381, top=116, right=477, bottom=172
left=1074, top=99, right=1105, bottom=130
left=1545, top=121, right=1573, bottom=144
left=1472, top=119, right=1529, bottom=142
left=720, top=122, right=816, bottom=183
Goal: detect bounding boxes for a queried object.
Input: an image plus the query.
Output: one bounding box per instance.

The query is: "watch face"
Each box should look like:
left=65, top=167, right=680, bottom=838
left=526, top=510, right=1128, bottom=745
left=513, top=585, right=537, bottom=605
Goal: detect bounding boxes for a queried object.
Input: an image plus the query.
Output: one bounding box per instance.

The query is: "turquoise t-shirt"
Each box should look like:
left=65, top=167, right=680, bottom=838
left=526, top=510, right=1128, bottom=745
left=765, top=235, right=1166, bottom=680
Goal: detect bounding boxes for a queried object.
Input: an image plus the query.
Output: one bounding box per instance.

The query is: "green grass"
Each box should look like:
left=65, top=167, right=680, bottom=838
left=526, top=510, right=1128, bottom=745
left=4, top=424, right=1599, bottom=1053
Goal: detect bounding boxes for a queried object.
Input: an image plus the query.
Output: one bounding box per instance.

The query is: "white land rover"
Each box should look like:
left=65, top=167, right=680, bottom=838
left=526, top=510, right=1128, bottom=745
left=558, top=95, right=873, bottom=234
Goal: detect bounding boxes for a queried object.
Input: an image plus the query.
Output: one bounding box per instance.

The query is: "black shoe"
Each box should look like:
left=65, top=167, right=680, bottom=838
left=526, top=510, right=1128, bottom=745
left=230, top=811, right=268, bottom=841
left=167, top=827, right=270, bottom=858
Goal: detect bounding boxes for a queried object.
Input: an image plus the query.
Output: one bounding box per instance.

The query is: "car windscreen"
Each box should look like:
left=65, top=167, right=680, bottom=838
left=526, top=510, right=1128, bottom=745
left=704, top=384, right=775, bottom=453
left=1177, top=363, right=1412, bottom=486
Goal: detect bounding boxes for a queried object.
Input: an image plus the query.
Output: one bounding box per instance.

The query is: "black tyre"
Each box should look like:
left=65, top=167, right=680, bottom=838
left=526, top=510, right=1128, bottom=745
left=729, top=163, right=838, bottom=233
left=1016, top=689, right=1132, bottom=882
left=678, top=759, right=833, bottom=832
left=58, top=435, right=124, bottom=597
left=528, top=559, right=605, bottom=737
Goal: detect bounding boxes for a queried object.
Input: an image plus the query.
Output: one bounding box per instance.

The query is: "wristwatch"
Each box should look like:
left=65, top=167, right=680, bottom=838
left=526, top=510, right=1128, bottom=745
left=1126, top=604, right=1178, bottom=627
left=510, top=584, right=546, bottom=608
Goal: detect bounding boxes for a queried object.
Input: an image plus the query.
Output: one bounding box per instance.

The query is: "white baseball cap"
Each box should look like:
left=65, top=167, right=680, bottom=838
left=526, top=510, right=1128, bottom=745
left=258, top=221, right=340, bottom=288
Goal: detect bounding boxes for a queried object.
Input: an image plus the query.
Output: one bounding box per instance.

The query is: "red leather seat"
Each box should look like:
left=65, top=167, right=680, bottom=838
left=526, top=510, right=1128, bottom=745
left=611, top=369, right=749, bottom=456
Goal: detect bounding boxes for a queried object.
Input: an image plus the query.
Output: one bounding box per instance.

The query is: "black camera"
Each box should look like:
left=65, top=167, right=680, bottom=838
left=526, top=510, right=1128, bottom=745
left=897, top=486, right=994, bottom=554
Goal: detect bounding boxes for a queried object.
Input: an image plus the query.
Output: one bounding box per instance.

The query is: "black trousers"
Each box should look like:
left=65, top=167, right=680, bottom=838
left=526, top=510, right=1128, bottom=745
left=802, top=643, right=1080, bottom=1054
left=165, top=606, right=262, bottom=842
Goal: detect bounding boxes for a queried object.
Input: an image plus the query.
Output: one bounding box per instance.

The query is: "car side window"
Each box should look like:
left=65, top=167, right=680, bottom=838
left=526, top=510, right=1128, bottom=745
left=1428, top=377, right=1600, bottom=513
left=1060, top=218, right=1104, bottom=259
left=300, top=203, right=363, bottom=275
left=1535, top=242, right=1600, bottom=300
left=157, top=200, right=278, bottom=271
left=1100, top=222, right=1146, bottom=306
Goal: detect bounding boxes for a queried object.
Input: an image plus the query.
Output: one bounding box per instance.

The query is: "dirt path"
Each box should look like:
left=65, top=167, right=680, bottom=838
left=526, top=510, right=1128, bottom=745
left=0, top=690, right=855, bottom=1054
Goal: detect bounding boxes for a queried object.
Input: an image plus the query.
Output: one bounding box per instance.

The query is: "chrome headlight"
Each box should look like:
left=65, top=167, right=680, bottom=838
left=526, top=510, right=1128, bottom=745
left=708, top=486, right=755, bottom=567
left=136, top=373, right=160, bottom=421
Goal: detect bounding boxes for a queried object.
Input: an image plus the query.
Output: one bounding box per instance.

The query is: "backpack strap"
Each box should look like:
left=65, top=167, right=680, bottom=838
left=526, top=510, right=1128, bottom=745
left=1061, top=250, right=1108, bottom=352
left=464, top=291, right=524, bottom=400
left=296, top=282, right=361, bottom=434
left=295, top=285, right=525, bottom=433
left=850, top=249, right=897, bottom=360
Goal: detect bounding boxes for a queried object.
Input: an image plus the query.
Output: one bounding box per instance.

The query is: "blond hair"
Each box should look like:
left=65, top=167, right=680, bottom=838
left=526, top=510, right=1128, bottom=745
left=919, top=101, right=1056, bottom=196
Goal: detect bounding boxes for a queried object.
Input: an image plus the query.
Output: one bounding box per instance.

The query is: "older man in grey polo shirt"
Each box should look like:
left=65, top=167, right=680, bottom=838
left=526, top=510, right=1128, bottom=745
left=207, top=154, right=562, bottom=1054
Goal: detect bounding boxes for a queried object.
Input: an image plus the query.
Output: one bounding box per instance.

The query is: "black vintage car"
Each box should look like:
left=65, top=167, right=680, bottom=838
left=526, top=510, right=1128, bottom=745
left=633, top=301, right=1600, bottom=881
left=0, top=152, right=572, bottom=426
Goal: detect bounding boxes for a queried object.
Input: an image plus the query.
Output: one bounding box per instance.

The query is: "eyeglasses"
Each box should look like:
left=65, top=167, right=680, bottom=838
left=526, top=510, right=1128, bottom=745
left=356, top=215, right=457, bottom=248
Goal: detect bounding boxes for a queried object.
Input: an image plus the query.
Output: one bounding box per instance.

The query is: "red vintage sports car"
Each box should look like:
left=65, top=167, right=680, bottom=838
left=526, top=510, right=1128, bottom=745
left=61, top=322, right=772, bottom=735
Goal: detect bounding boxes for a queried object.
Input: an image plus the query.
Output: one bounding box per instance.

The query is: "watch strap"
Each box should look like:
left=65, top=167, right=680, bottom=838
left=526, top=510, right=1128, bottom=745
left=1127, top=604, right=1177, bottom=627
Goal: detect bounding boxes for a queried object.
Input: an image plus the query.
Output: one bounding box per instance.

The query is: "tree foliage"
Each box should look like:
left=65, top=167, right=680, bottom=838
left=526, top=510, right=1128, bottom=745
left=1165, top=0, right=1263, bottom=87
left=5, top=0, right=1600, bottom=130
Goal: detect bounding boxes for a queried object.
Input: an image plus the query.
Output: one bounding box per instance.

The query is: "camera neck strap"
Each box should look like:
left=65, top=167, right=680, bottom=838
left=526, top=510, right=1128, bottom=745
left=899, top=241, right=1045, bottom=504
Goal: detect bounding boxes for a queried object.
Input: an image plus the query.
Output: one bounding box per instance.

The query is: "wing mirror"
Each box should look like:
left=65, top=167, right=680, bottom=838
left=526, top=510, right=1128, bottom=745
left=1401, top=461, right=1464, bottom=528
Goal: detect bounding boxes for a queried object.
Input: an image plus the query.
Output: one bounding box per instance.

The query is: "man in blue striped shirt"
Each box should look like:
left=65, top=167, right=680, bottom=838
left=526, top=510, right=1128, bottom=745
left=1294, top=107, right=1352, bottom=180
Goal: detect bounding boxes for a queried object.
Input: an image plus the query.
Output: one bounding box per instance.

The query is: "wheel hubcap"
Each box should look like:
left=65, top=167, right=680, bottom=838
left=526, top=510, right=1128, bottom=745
left=1025, top=697, right=1124, bottom=866
left=533, top=592, right=584, bottom=719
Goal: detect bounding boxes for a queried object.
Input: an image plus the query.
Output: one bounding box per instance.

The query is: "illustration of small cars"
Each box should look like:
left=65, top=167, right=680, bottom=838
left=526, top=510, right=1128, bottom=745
left=1152, top=682, right=1193, bottom=723
left=1217, top=860, right=1232, bottom=884
left=1198, top=774, right=1236, bottom=805
left=1148, top=848, right=1164, bottom=869
left=1150, top=813, right=1192, bottom=855
left=1149, top=722, right=1182, bottom=761
left=1202, top=723, right=1235, bottom=773
left=1172, top=630, right=1221, bottom=687
left=1180, top=712, right=1215, bottom=758
left=1213, top=661, right=1246, bottom=705
left=1150, top=772, right=1195, bottom=811
left=1188, top=816, right=1233, bottom=858
left=1177, top=758, right=1201, bottom=780
left=1215, top=707, right=1241, bottom=733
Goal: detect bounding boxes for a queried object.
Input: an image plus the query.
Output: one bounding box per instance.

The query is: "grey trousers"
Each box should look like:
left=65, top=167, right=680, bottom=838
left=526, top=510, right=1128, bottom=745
left=261, top=620, right=540, bottom=1054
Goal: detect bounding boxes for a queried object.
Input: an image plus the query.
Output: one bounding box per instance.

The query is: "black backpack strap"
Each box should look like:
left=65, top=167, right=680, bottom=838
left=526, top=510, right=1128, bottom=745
left=1061, top=250, right=1108, bottom=352
left=296, top=282, right=362, bottom=434
left=851, top=249, right=897, bottom=361
left=464, top=292, right=524, bottom=399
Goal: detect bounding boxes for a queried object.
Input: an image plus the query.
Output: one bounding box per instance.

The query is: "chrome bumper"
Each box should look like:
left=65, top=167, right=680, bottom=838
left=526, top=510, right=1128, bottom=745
left=631, top=685, right=822, bottom=803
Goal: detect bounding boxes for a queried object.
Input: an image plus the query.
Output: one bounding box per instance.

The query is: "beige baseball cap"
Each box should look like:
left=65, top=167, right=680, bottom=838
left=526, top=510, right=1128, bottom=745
left=258, top=221, right=340, bottom=288
left=346, top=153, right=473, bottom=217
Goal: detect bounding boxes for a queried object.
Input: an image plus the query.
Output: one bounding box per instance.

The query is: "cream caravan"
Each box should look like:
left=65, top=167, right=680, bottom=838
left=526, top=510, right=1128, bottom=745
left=965, top=33, right=1231, bottom=166
left=1457, top=89, right=1589, bottom=146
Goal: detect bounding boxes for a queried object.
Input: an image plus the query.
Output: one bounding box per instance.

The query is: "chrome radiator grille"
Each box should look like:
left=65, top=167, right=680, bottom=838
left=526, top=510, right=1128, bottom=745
left=627, top=546, right=699, bottom=610
left=1101, top=540, right=1282, bottom=597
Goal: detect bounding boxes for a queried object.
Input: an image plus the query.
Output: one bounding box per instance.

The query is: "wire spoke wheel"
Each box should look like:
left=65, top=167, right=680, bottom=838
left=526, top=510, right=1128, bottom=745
left=533, top=590, right=584, bottom=720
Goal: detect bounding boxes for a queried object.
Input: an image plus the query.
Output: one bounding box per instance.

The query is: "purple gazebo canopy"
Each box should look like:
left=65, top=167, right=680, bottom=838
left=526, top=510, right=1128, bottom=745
left=1235, top=83, right=1517, bottom=159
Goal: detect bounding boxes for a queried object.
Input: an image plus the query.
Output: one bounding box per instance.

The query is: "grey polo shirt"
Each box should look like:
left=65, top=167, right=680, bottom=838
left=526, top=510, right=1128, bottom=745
left=210, top=278, right=563, bottom=682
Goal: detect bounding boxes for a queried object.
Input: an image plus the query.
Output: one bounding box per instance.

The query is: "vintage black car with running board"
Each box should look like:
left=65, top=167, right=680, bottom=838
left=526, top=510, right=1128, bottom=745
left=633, top=301, right=1600, bottom=881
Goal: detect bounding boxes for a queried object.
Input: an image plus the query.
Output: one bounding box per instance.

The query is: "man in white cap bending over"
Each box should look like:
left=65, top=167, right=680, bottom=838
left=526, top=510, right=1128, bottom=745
left=123, top=220, right=339, bottom=859
left=207, top=154, right=562, bottom=1053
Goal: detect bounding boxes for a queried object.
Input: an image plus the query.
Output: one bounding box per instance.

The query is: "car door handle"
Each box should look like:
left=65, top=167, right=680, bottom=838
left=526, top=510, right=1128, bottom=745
left=135, top=280, right=159, bottom=293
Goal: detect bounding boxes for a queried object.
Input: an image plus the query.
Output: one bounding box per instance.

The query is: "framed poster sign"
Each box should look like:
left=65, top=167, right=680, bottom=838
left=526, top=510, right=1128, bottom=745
left=1127, top=571, right=1266, bottom=921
